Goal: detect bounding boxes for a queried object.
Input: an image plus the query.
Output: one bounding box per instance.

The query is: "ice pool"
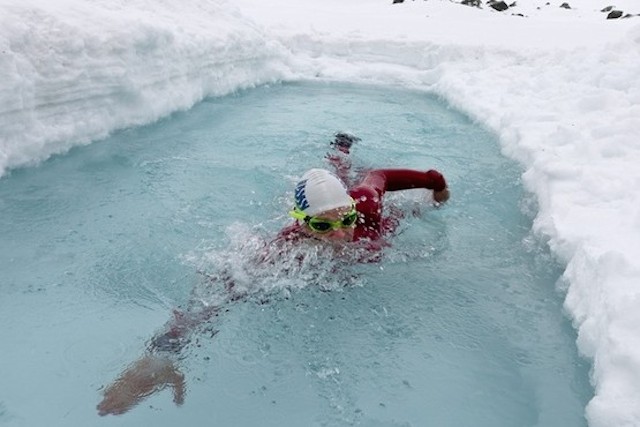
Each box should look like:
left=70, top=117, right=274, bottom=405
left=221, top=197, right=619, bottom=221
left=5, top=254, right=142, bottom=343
left=0, top=82, right=592, bottom=427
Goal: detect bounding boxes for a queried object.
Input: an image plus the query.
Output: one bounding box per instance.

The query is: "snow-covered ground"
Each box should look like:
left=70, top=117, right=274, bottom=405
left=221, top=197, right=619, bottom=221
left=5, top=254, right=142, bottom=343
left=1, top=0, right=640, bottom=425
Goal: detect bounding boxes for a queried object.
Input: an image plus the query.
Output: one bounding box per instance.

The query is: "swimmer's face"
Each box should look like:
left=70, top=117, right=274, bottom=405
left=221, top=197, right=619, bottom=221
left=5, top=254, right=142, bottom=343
left=304, top=206, right=355, bottom=242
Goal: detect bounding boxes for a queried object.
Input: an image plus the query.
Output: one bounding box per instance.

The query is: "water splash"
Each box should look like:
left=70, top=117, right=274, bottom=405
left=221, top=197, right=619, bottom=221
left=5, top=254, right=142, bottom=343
left=183, top=222, right=371, bottom=309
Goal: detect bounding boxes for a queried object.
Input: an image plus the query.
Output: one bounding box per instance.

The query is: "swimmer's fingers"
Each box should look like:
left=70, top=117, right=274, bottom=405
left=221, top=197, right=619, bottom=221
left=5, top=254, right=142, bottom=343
left=433, top=188, right=450, bottom=204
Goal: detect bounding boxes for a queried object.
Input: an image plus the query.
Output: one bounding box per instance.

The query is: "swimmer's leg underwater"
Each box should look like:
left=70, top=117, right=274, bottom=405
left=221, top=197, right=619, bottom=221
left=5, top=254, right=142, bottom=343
left=97, top=273, right=241, bottom=416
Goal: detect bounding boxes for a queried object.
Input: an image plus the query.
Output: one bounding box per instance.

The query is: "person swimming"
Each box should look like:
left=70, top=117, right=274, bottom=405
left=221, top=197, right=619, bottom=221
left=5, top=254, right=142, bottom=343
left=279, top=165, right=448, bottom=245
left=97, top=133, right=449, bottom=416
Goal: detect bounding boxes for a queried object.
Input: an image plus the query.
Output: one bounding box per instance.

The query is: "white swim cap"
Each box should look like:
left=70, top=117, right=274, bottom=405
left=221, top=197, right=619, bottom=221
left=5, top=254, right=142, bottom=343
left=294, top=169, right=352, bottom=216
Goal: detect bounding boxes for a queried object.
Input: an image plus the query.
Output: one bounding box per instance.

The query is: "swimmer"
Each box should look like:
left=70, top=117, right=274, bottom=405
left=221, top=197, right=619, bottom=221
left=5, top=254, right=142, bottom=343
left=279, top=164, right=449, bottom=245
left=97, top=133, right=449, bottom=416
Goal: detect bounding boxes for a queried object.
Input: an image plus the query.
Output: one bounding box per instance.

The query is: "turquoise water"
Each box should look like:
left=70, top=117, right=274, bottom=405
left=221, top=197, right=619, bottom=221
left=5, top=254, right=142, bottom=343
left=0, top=82, right=591, bottom=426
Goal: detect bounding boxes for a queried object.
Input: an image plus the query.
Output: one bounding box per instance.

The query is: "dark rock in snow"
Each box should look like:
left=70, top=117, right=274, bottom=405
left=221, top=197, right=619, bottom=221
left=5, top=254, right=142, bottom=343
left=600, top=5, right=614, bottom=12
left=606, top=10, right=623, bottom=18
left=559, top=3, right=571, bottom=9
left=392, top=0, right=404, bottom=3
left=509, top=1, right=516, bottom=7
left=461, top=0, right=482, bottom=7
left=488, top=0, right=509, bottom=11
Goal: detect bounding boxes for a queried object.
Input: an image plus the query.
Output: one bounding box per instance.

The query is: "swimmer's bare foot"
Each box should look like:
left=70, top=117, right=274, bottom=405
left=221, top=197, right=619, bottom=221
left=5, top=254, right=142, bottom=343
left=97, top=355, right=185, bottom=416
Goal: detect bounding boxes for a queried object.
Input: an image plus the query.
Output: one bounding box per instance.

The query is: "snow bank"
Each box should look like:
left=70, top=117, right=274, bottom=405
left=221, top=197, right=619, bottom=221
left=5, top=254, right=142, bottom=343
left=0, top=0, right=290, bottom=174
left=433, top=29, right=640, bottom=427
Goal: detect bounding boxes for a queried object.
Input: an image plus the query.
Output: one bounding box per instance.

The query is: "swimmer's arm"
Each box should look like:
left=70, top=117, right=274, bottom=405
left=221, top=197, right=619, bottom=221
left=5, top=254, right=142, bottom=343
left=360, top=169, right=449, bottom=203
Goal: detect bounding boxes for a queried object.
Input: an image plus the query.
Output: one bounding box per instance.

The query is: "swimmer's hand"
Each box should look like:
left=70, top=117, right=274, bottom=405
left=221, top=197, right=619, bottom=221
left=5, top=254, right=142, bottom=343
left=433, top=188, right=450, bottom=204
left=97, top=355, right=185, bottom=416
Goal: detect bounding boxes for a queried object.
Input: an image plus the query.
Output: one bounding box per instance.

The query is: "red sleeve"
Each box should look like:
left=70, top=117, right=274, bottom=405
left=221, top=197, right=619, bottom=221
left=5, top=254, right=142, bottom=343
left=349, top=168, right=446, bottom=242
left=359, top=169, right=447, bottom=194
left=350, top=184, right=382, bottom=241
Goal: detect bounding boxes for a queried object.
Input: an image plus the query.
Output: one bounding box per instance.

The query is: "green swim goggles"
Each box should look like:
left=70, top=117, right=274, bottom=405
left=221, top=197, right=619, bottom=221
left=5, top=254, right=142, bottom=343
left=289, top=202, right=358, bottom=234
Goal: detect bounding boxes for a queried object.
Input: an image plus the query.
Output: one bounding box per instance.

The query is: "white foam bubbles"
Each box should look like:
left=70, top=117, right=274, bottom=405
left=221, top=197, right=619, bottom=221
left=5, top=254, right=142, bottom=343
left=183, top=223, right=369, bottom=309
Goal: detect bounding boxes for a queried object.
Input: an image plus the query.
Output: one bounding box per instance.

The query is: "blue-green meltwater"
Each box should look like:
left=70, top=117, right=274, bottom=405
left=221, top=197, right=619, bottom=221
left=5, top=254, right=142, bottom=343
left=0, top=82, right=592, bottom=427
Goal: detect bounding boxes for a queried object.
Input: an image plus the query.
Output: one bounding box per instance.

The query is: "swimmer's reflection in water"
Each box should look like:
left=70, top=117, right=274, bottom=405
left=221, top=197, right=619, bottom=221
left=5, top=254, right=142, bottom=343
left=97, top=133, right=450, bottom=416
